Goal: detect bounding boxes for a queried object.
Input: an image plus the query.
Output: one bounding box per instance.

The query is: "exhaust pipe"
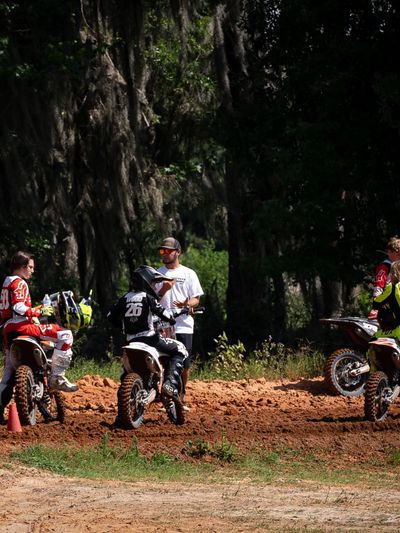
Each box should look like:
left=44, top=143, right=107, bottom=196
left=349, top=363, right=370, bottom=377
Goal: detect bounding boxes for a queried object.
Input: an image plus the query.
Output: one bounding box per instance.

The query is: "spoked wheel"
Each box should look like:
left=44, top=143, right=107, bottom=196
left=118, top=372, right=145, bottom=429
left=324, top=348, right=368, bottom=397
left=37, top=390, right=66, bottom=423
left=365, top=371, right=392, bottom=422
left=14, top=365, right=38, bottom=426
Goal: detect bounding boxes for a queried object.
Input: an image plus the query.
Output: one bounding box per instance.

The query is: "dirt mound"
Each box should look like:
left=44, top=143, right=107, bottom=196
left=1, top=375, right=400, bottom=466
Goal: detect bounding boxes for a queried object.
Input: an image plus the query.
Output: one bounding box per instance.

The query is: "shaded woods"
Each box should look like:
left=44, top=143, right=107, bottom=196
left=1, top=1, right=399, bottom=353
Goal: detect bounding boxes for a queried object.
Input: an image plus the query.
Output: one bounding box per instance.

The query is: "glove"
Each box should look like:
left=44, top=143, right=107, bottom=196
left=41, top=305, right=55, bottom=317
left=168, top=317, right=176, bottom=326
left=368, top=309, right=378, bottom=320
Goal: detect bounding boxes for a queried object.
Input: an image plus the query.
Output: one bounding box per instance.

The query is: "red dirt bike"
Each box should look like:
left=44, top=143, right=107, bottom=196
left=364, top=336, right=400, bottom=422
left=320, top=317, right=378, bottom=397
left=117, top=306, right=204, bottom=429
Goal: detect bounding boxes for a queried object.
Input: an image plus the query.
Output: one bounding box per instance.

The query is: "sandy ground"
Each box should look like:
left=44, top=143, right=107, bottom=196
left=1, top=375, right=400, bottom=531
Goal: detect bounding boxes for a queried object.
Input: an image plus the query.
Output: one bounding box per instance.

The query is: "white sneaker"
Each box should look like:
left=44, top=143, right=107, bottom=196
left=49, top=376, right=78, bottom=393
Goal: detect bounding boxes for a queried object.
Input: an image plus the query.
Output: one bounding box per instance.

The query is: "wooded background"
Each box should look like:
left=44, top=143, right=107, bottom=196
left=1, top=1, right=399, bottom=355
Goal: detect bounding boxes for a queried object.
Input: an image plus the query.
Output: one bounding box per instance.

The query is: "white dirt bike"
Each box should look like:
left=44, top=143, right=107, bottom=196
left=364, top=336, right=400, bottom=422
left=117, top=307, right=204, bottom=429
left=10, top=335, right=66, bottom=425
left=320, top=317, right=378, bottom=397
left=9, top=290, right=92, bottom=426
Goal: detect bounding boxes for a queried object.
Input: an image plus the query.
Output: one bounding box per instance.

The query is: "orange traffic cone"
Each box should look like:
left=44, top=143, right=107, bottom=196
left=7, top=403, right=22, bottom=432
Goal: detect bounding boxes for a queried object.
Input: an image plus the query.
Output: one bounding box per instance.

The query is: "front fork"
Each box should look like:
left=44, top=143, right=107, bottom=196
left=32, top=369, right=45, bottom=402
left=386, top=385, right=400, bottom=405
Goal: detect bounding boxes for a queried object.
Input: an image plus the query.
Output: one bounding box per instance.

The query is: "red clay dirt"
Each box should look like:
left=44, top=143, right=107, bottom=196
left=1, top=376, right=400, bottom=532
left=1, top=374, right=400, bottom=462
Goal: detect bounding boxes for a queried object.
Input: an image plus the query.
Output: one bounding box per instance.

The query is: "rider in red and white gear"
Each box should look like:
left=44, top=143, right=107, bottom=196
left=368, top=237, right=400, bottom=320
left=0, top=251, right=77, bottom=424
left=371, top=259, right=392, bottom=298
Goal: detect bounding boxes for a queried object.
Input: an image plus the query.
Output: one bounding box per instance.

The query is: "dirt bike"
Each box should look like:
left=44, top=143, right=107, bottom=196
left=10, top=335, right=67, bottom=426
left=364, top=335, right=400, bottom=421
left=117, top=306, right=204, bottom=429
left=320, top=317, right=378, bottom=397
left=9, top=291, right=92, bottom=426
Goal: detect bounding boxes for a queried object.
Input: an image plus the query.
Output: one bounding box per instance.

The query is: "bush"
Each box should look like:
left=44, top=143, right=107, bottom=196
left=195, top=332, right=325, bottom=381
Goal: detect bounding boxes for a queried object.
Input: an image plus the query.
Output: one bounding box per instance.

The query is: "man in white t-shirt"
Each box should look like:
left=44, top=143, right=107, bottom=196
left=156, top=237, right=203, bottom=409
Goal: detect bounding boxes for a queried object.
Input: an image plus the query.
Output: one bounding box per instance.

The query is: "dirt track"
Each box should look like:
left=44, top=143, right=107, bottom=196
left=2, top=375, right=400, bottom=462
left=1, top=375, right=400, bottom=531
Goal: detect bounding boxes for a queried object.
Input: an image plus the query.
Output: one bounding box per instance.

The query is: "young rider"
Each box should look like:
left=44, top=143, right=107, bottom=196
left=0, top=251, right=78, bottom=424
left=371, top=260, right=400, bottom=334
left=368, top=236, right=400, bottom=320
left=107, top=265, right=188, bottom=401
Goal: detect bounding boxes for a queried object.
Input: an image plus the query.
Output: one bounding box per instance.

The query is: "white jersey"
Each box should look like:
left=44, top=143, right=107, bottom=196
left=156, top=264, right=203, bottom=334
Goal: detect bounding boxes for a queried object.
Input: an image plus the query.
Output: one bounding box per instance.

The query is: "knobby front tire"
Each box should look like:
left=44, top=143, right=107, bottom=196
left=324, top=348, right=368, bottom=397
left=365, top=371, right=390, bottom=422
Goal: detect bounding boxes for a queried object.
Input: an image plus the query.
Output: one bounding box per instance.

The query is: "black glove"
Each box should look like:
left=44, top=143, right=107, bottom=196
left=168, top=317, right=176, bottom=326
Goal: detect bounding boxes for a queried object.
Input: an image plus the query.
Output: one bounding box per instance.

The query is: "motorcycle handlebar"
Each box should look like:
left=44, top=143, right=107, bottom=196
left=172, top=306, right=205, bottom=318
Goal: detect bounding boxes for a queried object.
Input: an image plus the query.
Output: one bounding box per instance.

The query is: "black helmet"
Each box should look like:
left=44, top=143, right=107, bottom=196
left=131, top=265, right=172, bottom=298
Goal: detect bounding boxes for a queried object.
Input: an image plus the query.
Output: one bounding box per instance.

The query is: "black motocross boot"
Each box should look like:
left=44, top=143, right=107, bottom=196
left=162, top=356, right=184, bottom=398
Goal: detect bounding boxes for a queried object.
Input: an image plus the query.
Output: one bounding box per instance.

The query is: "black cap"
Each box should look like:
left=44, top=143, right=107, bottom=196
left=160, top=237, right=181, bottom=250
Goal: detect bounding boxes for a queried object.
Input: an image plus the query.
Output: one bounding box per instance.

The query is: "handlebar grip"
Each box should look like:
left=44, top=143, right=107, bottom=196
left=172, top=307, right=189, bottom=318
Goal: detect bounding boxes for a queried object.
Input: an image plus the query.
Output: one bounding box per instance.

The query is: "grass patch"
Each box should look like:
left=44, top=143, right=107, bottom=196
left=11, top=434, right=214, bottom=482
left=186, top=431, right=238, bottom=463
left=388, top=450, right=400, bottom=465
left=193, top=335, right=325, bottom=382
left=10, top=435, right=400, bottom=487
left=67, top=357, right=122, bottom=382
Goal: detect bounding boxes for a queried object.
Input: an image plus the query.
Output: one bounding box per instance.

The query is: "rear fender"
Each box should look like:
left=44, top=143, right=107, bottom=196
left=122, top=342, right=162, bottom=374
left=10, top=336, right=47, bottom=369
left=369, top=337, right=400, bottom=370
left=320, top=317, right=378, bottom=349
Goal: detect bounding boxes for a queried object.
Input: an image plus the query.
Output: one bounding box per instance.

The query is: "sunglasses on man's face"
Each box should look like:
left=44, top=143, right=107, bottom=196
left=159, top=248, right=176, bottom=255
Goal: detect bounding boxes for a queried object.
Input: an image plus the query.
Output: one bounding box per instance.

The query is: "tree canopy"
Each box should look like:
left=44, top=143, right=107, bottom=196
left=1, top=0, right=399, bottom=352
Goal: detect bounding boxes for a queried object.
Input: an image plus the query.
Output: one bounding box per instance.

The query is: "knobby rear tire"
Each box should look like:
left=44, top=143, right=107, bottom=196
left=15, top=365, right=66, bottom=426
left=118, top=372, right=145, bottom=429
left=15, top=365, right=37, bottom=426
left=365, top=371, right=390, bottom=422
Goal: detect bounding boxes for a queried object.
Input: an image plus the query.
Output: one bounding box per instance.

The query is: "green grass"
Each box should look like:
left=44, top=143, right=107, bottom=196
left=1, top=344, right=325, bottom=384
left=9, top=434, right=400, bottom=487
left=1, top=331, right=326, bottom=383
left=11, top=434, right=214, bottom=482
left=67, top=357, right=122, bottom=382
left=192, top=349, right=325, bottom=382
